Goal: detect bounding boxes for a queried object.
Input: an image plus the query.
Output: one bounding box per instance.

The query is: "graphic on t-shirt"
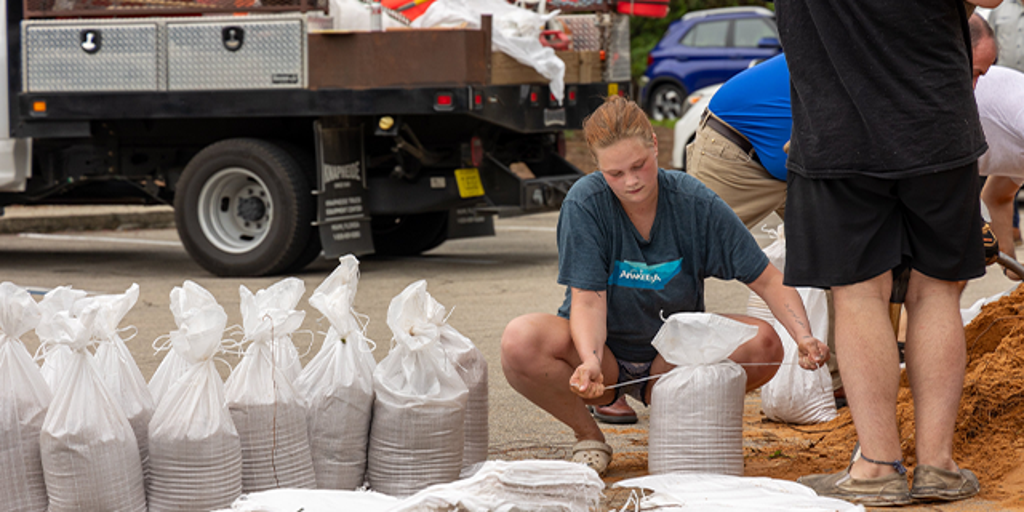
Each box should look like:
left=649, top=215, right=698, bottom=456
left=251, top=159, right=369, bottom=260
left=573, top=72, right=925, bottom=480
left=608, top=259, right=682, bottom=290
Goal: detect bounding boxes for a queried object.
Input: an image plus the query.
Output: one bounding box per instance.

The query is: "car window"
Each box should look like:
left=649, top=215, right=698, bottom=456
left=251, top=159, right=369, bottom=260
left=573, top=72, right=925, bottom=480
left=680, top=20, right=729, bottom=48
left=732, top=18, right=777, bottom=48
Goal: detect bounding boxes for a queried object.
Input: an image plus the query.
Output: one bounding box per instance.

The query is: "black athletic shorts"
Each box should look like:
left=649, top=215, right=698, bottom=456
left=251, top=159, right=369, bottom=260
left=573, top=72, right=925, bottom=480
left=784, top=163, right=986, bottom=288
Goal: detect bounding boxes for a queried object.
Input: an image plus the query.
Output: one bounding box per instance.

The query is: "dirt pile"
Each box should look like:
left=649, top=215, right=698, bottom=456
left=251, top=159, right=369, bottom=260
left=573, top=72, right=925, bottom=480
left=745, top=285, right=1024, bottom=497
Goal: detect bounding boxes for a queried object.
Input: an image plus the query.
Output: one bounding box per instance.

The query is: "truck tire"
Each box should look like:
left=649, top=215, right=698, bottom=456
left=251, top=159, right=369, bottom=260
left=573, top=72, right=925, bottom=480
left=371, top=212, right=449, bottom=256
left=276, top=143, right=323, bottom=274
left=175, top=138, right=315, bottom=277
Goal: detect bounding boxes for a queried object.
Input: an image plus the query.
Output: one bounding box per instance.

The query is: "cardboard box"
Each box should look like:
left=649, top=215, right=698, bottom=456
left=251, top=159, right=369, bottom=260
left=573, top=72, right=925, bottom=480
left=578, top=51, right=603, bottom=83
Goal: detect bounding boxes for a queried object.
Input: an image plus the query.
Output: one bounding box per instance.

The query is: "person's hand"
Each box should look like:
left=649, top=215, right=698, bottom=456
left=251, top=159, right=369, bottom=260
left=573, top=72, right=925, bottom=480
left=569, top=360, right=605, bottom=399
left=796, top=336, right=830, bottom=370
left=1005, top=266, right=1023, bottom=281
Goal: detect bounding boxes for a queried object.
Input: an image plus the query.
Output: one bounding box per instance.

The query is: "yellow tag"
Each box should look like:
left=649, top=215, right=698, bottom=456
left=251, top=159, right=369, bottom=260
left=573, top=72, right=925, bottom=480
left=608, top=83, right=619, bottom=97
left=454, top=168, right=485, bottom=198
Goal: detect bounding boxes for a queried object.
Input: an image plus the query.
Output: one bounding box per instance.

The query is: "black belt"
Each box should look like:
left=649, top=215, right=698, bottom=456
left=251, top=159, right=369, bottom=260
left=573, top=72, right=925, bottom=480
left=702, top=109, right=756, bottom=157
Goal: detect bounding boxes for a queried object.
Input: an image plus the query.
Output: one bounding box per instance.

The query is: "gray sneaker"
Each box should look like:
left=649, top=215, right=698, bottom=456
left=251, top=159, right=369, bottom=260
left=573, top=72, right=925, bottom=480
left=797, top=468, right=912, bottom=507
left=910, top=465, right=980, bottom=502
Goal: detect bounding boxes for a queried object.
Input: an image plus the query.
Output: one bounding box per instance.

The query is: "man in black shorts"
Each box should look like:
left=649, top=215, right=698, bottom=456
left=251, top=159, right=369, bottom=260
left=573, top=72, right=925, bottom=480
left=776, top=0, right=1000, bottom=506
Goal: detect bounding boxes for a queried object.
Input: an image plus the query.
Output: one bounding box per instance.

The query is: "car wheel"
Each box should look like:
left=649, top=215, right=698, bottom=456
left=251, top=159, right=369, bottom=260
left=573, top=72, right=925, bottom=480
left=650, top=83, right=686, bottom=121
left=174, top=138, right=315, bottom=277
left=371, top=212, right=449, bottom=256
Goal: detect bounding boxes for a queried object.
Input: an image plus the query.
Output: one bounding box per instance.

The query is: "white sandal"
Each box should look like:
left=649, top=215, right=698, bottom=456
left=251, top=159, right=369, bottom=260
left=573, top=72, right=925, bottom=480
left=571, top=440, right=613, bottom=476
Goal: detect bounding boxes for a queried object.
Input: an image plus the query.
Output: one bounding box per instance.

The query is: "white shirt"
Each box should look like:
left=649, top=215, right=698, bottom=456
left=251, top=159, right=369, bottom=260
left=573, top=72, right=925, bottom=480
left=976, top=65, right=1024, bottom=185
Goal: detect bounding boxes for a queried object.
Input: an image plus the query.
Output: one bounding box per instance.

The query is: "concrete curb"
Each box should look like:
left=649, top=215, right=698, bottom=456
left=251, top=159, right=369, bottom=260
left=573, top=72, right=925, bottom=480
left=0, top=207, right=175, bottom=234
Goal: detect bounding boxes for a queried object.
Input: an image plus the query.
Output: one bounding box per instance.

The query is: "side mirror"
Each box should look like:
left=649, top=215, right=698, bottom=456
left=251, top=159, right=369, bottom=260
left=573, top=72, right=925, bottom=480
left=757, top=37, right=781, bottom=49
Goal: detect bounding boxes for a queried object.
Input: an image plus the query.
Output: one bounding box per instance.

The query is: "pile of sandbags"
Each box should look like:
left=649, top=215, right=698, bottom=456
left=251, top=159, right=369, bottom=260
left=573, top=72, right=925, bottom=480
left=227, top=278, right=316, bottom=493
left=40, top=306, right=147, bottom=512
left=295, top=255, right=377, bottom=490
left=648, top=313, right=752, bottom=476
left=0, top=282, right=51, bottom=512
left=147, top=283, right=243, bottom=512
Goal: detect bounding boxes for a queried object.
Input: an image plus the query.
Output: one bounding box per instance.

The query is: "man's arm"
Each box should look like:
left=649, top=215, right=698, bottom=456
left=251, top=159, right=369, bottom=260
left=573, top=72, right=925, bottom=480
left=568, top=287, right=608, bottom=398
left=746, top=263, right=830, bottom=369
left=981, top=175, right=1022, bottom=279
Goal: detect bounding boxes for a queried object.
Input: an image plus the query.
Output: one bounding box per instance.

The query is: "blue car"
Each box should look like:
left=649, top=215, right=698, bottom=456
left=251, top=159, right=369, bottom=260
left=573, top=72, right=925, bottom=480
left=640, top=6, right=782, bottom=120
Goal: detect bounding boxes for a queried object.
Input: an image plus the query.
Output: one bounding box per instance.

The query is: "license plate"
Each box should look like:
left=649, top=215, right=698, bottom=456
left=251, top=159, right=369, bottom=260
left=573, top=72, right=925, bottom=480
left=454, top=168, right=485, bottom=198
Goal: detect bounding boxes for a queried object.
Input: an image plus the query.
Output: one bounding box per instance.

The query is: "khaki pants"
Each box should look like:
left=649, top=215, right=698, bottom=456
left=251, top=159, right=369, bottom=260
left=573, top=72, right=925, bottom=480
left=686, top=119, right=787, bottom=230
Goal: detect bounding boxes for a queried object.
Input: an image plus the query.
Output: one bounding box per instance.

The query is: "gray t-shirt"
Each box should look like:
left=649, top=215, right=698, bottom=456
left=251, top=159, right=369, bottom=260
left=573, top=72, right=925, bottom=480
left=556, top=169, right=769, bottom=362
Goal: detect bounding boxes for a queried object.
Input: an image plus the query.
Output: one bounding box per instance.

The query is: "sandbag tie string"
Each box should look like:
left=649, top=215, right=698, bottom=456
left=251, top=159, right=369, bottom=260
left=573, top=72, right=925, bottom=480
left=602, top=361, right=822, bottom=390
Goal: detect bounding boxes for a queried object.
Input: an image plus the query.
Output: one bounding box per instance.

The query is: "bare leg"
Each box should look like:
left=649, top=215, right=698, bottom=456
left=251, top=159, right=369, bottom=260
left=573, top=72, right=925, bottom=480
left=904, top=270, right=964, bottom=472
left=501, top=313, right=619, bottom=443
left=644, top=313, right=783, bottom=403
left=833, top=272, right=903, bottom=479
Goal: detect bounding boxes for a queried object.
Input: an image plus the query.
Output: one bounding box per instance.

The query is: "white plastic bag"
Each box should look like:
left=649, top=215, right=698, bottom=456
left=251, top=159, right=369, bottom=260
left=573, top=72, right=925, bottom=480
left=77, top=283, right=157, bottom=479
left=36, top=286, right=86, bottom=391
left=367, top=280, right=469, bottom=498
left=0, top=282, right=51, bottom=512
left=149, top=280, right=221, bottom=406
left=296, top=255, right=377, bottom=490
left=439, top=324, right=488, bottom=469
left=223, top=488, right=399, bottom=512
left=413, top=0, right=566, bottom=102
left=147, top=292, right=243, bottom=512
left=614, top=473, right=866, bottom=511
left=329, top=0, right=408, bottom=31
left=226, top=278, right=316, bottom=493
left=40, top=307, right=147, bottom=512
left=760, top=287, right=837, bottom=424
left=648, top=313, right=754, bottom=476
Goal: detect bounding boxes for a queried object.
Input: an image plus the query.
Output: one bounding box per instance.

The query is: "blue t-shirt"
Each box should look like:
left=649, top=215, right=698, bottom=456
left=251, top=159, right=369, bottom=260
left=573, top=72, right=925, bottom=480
left=707, top=54, right=792, bottom=180
left=556, top=169, right=770, bottom=362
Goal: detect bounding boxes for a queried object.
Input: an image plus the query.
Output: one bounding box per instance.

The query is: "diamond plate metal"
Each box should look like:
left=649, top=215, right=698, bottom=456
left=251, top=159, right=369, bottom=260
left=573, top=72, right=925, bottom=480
left=605, top=13, right=631, bottom=82
left=167, top=18, right=305, bottom=91
left=24, top=22, right=160, bottom=92
left=558, top=14, right=600, bottom=51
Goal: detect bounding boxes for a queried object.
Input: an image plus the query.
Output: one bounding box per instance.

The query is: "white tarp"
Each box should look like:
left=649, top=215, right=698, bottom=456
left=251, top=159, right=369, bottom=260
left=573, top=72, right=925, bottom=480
left=614, top=473, right=866, bottom=511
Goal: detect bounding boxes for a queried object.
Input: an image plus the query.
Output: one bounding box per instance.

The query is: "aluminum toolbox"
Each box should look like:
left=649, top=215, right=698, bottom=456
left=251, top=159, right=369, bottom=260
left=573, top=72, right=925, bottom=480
left=166, top=16, right=306, bottom=91
left=22, top=19, right=161, bottom=93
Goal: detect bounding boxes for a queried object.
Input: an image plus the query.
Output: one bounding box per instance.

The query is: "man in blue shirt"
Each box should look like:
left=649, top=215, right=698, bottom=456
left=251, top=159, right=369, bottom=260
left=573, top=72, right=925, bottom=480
left=686, top=53, right=791, bottom=230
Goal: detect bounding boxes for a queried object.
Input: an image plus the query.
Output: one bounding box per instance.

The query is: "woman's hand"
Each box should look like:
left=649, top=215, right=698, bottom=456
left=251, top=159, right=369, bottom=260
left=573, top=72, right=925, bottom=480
left=796, top=335, right=830, bottom=370
left=569, top=360, right=606, bottom=399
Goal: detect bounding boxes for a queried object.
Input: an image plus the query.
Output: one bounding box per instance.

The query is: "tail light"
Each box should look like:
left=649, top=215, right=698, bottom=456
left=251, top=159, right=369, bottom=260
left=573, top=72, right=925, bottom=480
left=471, top=136, right=484, bottom=167
left=647, top=54, right=653, bottom=66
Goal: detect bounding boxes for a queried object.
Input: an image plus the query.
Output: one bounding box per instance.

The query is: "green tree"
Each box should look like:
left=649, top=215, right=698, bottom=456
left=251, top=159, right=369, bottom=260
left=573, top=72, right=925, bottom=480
left=630, top=0, right=771, bottom=84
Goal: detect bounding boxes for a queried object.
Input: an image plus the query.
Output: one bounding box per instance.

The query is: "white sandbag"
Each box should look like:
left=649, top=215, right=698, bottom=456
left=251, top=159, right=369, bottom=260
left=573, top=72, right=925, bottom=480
left=77, top=283, right=157, bottom=481
left=296, top=255, right=376, bottom=490
left=223, top=488, right=399, bottom=512
left=244, top=277, right=305, bottom=382
left=613, top=473, right=866, bottom=511
left=147, top=297, right=243, bottom=512
left=149, top=280, right=221, bottom=405
left=0, top=282, right=50, bottom=512
left=412, top=0, right=566, bottom=102
left=746, top=224, right=784, bottom=323
left=648, top=313, right=754, bottom=476
left=760, top=288, right=836, bottom=425
left=367, top=280, right=469, bottom=498
left=393, top=460, right=603, bottom=512
left=227, top=278, right=316, bottom=493
left=439, top=323, right=488, bottom=468
left=40, top=308, right=147, bottom=512
left=35, top=286, right=87, bottom=392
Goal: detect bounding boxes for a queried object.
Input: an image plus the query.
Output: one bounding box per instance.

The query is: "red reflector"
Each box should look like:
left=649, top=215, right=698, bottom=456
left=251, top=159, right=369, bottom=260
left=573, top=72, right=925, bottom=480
left=436, top=94, right=453, bottom=106
left=569, top=90, right=577, bottom=101
left=474, top=94, right=482, bottom=105
left=471, top=136, right=484, bottom=167
left=530, top=92, right=538, bottom=103
left=550, top=93, right=556, bottom=102
left=618, top=89, right=626, bottom=97
left=647, top=54, right=653, bottom=66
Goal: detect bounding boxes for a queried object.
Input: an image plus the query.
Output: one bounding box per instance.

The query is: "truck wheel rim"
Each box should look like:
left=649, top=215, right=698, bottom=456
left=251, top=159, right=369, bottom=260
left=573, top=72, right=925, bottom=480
left=654, top=89, right=682, bottom=120
left=197, top=167, right=273, bottom=254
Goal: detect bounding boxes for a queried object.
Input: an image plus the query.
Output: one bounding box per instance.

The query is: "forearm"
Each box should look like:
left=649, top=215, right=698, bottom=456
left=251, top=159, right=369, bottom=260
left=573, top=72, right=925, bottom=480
left=981, top=176, right=1020, bottom=259
left=569, top=288, right=608, bottom=365
left=748, top=266, right=814, bottom=342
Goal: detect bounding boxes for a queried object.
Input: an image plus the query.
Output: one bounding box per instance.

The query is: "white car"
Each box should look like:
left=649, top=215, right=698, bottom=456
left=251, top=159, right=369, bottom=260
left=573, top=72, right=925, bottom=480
left=670, top=83, right=722, bottom=170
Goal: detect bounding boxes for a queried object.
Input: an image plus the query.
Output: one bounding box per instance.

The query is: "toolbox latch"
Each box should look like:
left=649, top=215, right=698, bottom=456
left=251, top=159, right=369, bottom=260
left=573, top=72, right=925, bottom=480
left=222, top=27, right=244, bottom=52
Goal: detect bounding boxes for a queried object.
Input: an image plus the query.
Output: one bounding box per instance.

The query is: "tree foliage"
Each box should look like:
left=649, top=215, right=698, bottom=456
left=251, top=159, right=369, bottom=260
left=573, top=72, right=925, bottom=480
left=629, top=0, right=771, bottom=82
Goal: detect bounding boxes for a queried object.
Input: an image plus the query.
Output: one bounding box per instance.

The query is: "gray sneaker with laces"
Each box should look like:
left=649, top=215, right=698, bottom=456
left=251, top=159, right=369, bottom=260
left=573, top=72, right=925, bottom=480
left=910, top=465, right=980, bottom=502
left=797, top=468, right=912, bottom=507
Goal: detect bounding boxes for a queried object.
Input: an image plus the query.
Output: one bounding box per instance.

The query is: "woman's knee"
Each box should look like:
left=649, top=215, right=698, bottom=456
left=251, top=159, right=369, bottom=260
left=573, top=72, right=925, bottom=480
left=500, top=313, right=565, bottom=372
